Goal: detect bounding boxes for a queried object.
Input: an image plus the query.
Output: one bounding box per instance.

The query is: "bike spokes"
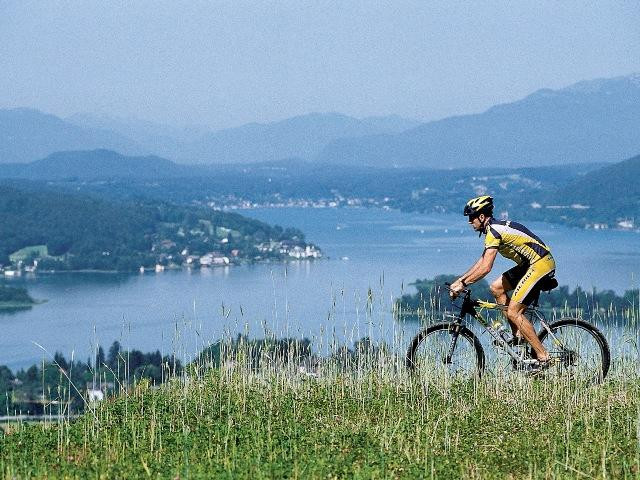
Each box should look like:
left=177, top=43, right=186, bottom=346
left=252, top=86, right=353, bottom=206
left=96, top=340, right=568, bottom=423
left=541, top=323, right=608, bottom=383
left=410, top=328, right=481, bottom=380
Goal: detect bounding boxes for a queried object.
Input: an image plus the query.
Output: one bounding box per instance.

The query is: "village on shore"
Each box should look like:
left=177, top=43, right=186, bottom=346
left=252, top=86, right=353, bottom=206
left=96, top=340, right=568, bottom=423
left=1, top=239, right=322, bottom=277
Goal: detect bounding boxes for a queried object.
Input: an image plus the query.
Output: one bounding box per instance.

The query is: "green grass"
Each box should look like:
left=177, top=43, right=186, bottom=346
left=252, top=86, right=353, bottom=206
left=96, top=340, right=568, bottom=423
left=8, top=245, right=49, bottom=263
left=1, top=360, right=639, bottom=479
left=1, top=283, right=637, bottom=479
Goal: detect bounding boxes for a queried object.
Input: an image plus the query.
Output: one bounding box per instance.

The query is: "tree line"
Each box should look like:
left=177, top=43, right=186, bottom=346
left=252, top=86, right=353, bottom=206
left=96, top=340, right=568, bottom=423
left=1, top=334, right=388, bottom=416
left=395, top=274, right=640, bottom=320
left=0, top=341, right=182, bottom=415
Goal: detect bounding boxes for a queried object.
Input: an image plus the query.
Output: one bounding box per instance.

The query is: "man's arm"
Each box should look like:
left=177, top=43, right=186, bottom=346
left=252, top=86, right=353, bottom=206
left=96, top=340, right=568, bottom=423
left=450, top=248, right=499, bottom=295
left=457, top=257, right=483, bottom=284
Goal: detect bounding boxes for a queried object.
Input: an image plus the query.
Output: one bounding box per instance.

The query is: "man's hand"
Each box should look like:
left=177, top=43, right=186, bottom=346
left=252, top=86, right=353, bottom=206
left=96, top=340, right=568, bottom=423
left=449, top=279, right=465, bottom=299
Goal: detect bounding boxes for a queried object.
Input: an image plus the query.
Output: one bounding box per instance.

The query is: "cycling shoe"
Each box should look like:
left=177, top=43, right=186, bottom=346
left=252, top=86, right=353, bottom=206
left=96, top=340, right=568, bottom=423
left=525, top=358, right=557, bottom=377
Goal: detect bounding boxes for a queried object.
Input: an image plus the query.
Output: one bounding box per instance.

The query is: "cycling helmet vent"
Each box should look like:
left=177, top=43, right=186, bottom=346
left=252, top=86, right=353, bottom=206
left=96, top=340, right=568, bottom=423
left=464, top=195, right=494, bottom=216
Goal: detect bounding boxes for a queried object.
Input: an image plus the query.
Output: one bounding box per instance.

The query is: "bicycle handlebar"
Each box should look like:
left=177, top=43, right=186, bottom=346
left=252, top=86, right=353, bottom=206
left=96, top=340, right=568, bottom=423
left=443, top=282, right=471, bottom=297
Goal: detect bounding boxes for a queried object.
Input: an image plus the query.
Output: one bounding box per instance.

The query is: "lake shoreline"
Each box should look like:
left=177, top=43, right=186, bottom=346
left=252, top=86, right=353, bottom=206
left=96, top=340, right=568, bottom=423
left=4, top=257, right=326, bottom=276
left=0, top=207, right=637, bottom=371
left=228, top=204, right=640, bottom=234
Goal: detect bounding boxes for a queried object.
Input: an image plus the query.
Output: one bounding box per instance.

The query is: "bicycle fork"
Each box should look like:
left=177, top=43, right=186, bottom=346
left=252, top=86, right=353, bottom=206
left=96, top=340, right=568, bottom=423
left=445, top=323, right=463, bottom=364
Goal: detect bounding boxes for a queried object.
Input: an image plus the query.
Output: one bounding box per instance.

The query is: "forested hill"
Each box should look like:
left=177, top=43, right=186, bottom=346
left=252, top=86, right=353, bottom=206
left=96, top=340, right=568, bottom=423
left=16, top=149, right=194, bottom=180
left=0, top=149, right=217, bottom=181
left=513, top=154, right=640, bottom=227
left=548, top=155, right=640, bottom=217
left=0, top=184, right=314, bottom=270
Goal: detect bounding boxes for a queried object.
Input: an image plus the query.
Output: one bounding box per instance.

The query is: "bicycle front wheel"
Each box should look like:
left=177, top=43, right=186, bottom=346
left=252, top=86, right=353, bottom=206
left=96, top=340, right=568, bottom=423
left=538, top=318, right=610, bottom=383
left=406, top=323, right=485, bottom=380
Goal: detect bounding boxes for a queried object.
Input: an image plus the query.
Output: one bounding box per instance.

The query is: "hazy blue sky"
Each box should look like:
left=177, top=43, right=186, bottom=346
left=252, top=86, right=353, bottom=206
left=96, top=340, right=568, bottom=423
left=1, top=1, right=639, bottom=128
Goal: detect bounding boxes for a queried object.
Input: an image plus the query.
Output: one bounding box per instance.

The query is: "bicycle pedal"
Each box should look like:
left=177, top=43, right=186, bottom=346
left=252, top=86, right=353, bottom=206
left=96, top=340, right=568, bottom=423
left=523, top=358, right=558, bottom=377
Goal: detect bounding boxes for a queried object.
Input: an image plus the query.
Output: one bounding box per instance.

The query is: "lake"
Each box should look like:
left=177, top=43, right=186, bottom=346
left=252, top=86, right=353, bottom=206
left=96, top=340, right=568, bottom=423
left=1, top=207, right=639, bottom=370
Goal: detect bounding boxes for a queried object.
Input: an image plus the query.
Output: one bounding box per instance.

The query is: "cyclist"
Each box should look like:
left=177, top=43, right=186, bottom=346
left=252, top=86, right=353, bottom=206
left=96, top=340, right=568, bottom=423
left=449, top=195, right=556, bottom=365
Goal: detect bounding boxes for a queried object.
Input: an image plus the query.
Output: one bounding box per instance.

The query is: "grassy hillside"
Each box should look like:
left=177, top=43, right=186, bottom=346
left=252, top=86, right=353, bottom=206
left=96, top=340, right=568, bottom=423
left=2, top=292, right=637, bottom=478
left=0, top=361, right=638, bottom=478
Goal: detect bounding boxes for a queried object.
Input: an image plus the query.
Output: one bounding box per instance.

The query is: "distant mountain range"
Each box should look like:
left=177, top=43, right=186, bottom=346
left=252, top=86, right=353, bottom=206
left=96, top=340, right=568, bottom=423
left=67, top=112, right=420, bottom=164
left=0, top=149, right=318, bottom=181
left=1, top=73, right=639, bottom=167
left=0, top=108, right=419, bottom=164
left=0, top=148, right=636, bottom=228
left=0, top=149, right=197, bottom=180
left=317, top=74, right=640, bottom=168
left=174, top=113, right=421, bottom=164
left=0, top=108, right=143, bottom=163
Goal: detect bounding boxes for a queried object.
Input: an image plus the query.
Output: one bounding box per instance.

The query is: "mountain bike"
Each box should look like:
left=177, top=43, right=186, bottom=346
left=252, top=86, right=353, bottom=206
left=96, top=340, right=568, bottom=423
left=406, top=282, right=610, bottom=383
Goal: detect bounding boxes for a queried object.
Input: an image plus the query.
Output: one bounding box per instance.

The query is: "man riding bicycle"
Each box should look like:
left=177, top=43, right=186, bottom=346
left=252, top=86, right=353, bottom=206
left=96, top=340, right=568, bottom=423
left=449, top=195, right=556, bottom=365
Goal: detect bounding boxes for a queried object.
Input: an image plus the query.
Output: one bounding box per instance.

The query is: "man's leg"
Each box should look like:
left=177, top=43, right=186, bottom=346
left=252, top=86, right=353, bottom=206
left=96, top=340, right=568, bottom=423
left=506, top=302, right=549, bottom=361
left=508, top=257, right=556, bottom=362
left=489, top=275, right=520, bottom=337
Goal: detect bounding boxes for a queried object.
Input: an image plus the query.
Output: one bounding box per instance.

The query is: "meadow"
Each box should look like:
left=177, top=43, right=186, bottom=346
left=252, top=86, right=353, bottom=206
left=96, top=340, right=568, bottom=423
left=1, top=328, right=639, bottom=479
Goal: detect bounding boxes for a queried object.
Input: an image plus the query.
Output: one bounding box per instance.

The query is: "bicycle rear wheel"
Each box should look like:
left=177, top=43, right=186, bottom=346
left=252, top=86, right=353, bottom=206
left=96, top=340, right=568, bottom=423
left=406, top=323, right=485, bottom=380
left=537, top=318, right=610, bottom=383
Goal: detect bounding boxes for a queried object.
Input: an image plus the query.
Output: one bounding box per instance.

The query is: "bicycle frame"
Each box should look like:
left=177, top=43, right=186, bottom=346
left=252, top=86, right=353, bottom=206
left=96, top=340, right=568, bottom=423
left=449, top=289, right=559, bottom=364
left=406, top=284, right=610, bottom=382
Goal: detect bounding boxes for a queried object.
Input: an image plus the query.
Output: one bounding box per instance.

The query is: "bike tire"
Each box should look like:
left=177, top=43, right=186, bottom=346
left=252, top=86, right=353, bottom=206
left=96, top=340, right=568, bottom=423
left=406, top=323, right=485, bottom=379
left=537, top=317, right=610, bottom=383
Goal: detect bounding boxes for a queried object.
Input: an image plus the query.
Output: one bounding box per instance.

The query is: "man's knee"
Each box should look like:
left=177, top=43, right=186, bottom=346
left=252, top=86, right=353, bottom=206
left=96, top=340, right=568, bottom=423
left=507, top=301, right=526, bottom=321
left=489, top=278, right=505, bottom=298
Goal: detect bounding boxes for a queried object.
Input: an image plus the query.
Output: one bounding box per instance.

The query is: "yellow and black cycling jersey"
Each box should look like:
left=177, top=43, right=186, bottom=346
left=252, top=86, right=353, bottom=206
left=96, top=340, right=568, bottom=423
left=484, top=218, right=551, bottom=265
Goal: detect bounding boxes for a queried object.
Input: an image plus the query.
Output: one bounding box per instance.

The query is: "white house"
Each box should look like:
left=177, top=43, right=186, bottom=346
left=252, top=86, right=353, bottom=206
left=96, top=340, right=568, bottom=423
left=200, top=253, right=230, bottom=266
left=185, top=255, right=200, bottom=264
left=288, top=245, right=322, bottom=259
left=87, top=389, right=104, bottom=403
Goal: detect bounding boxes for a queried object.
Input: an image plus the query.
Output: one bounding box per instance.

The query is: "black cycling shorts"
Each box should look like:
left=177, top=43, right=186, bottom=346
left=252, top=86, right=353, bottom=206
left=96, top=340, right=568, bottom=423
left=502, top=255, right=556, bottom=305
